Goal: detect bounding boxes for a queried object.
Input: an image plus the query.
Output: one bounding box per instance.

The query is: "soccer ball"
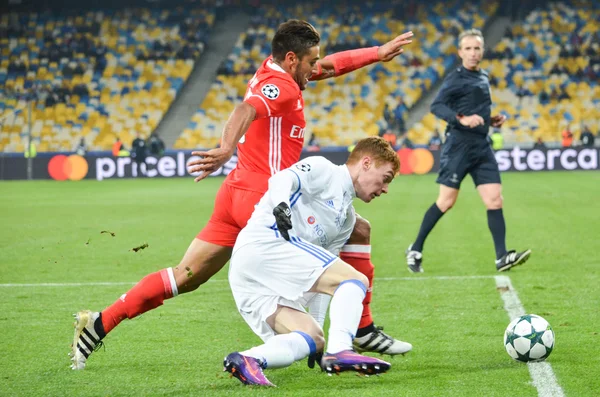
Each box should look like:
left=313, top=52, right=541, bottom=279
left=504, top=314, right=555, bottom=362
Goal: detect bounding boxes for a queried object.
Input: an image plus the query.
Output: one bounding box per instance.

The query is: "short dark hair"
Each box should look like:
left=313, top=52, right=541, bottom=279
left=272, top=19, right=320, bottom=62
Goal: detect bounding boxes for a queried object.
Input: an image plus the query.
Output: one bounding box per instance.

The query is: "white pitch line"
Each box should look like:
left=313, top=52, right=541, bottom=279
left=0, top=275, right=496, bottom=288
left=0, top=282, right=137, bottom=287
left=495, top=275, right=565, bottom=397
left=378, top=275, right=495, bottom=281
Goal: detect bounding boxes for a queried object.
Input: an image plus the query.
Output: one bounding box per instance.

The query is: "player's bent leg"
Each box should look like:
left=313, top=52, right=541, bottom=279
left=304, top=293, right=330, bottom=368
left=71, top=239, right=232, bottom=370
left=477, top=183, right=532, bottom=271
left=224, top=307, right=322, bottom=386
left=267, top=306, right=325, bottom=350
left=310, top=258, right=368, bottom=296
left=71, top=264, right=181, bottom=370
left=477, top=182, right=503, bottom=210
left=308, top=216, right=373, bottom=330
left=343, top=216, right=373, bottom=330
left=436, top=184, right=460, bottom=213
left=311, top=260, right=391, bottom=375
left=342, top=217, right=412, bottom=356
left=407, top=184, right=459, bottom=273
left=174, top=238, right=233, bottom=293
left=99, top=238, right=230, bottom=329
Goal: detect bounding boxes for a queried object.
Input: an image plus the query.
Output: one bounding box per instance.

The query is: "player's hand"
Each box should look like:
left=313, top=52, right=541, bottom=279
left=459, top=114, right=485, bottom=128
left=491, top=114, right=507, bottom=128
left=307, top=352, right=323, bottom=370
left=377, top=31, right=414, bottom=62
left=273, top=202, right=293, bottom=241
left=188, top=147, right=234, bottom=182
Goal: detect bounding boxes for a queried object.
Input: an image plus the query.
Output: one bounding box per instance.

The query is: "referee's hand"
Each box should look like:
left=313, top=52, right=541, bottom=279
left=273, top=202, right=293, bottom=241
left=458, top=114, right=485, bottom=128
left=491, top=114, right=507, bottom=128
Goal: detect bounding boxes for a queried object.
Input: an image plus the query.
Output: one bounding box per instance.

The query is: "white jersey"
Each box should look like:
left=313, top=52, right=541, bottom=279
left=229, top=156, right=358, bottom=341
left=235, top=156, right=357, bottom=256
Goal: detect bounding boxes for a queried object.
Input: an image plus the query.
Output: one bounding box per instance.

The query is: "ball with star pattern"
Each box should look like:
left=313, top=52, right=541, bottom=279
left=504, top=314, right=555, bottom=362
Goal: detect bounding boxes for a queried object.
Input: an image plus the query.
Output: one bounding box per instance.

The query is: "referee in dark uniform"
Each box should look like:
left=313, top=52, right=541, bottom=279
left=405, top=29, right=531, bottom=273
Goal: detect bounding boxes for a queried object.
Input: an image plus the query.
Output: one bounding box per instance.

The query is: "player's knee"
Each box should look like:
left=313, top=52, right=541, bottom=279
left=311, top=329, right=325, bottom=352
left=436, top=196, right=456, bottom=212
left=351, top=273, right=370, bottom=291
left=485, top=194, right=503, bottom=209
left=347, top=217, right=371, bottom=244
left=297, top=327, right=325, bottom=352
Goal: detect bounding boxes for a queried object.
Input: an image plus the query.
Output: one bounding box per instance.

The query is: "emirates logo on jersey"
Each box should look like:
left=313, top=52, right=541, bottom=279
left=261, top=84, right=280, bottom=100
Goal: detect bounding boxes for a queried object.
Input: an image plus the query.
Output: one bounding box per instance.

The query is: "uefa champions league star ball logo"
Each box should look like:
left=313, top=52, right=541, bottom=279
left=261, top=84, right=280, bottom=100
left=295, top=163, right=311, bottom=172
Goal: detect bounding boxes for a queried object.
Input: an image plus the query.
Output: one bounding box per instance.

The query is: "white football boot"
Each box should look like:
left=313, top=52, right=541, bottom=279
left=353, top=326, right=413, bottom=355
left=70, top=310, right=105, bottom=370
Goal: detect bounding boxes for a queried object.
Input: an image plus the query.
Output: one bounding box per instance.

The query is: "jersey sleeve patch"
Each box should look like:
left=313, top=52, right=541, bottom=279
left=295, top=163, right=312, bottom=172
left=261, top=84, right=280, bottom=100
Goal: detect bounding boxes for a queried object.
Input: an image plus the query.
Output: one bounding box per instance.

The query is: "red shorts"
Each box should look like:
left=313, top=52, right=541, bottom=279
left=196, top=182, right=266, bottom=247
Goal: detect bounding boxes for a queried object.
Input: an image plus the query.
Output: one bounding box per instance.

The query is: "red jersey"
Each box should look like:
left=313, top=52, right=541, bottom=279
left=225, top=57, right=306, bottom=192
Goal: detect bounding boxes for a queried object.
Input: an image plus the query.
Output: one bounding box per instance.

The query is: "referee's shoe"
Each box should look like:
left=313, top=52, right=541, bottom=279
left=496, top=249, right=532, bottom=272
left=406, top=244, right=423, bottom=273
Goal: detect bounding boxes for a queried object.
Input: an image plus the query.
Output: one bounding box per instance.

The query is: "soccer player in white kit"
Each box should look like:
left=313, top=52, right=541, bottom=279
left=224, top=137, right=401, bottom=386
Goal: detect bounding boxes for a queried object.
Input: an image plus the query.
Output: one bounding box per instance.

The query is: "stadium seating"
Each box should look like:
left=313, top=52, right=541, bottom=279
left=0, top=5, right=215, bottom=152
left=408, top=0, right=600, bottom=145
left=174, top=1, right=499, bottom=149
left=5, top=2, right=595, bottom=152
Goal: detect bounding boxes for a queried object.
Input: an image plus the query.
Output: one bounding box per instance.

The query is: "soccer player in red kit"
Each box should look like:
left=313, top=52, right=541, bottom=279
left=71, top=20, right=414, bottom=370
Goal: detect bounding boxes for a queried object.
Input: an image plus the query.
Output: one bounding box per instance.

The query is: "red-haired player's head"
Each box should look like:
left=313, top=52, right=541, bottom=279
left=271, top=19, right=320, bottom=91
left=346, top=137, right=400, bottom=203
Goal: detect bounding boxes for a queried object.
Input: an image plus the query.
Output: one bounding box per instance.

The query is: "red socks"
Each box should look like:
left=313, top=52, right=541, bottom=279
left=101, top=268, right=178, bottom=334
left=340, top=245, right=374, bottom=329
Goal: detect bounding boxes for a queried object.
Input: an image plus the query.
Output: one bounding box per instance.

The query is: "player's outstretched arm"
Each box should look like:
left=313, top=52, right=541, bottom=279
left=310, top=31, right=414, bottom=81
left=188, top=102, right=256, bottom=182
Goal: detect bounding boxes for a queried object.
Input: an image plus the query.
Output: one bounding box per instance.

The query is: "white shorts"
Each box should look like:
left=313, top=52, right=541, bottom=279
left=229, top=230, right=338, bottom=342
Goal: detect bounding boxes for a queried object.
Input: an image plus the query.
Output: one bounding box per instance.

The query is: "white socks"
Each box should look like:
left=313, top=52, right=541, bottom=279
left=307, top=293, right=332, bottom=328
left=326, top=280, right=367, bottom=354
left=241, top=331, right=315, bottom=369
left=239, top=280, right=366, bottom=366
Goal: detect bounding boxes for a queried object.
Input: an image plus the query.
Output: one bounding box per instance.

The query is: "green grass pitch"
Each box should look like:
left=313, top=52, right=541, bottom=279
left=1, top=171, right=599, bottom=396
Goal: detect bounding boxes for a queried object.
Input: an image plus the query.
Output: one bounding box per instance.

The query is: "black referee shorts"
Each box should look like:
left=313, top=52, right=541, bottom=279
left=436, top=132, right=501, bottom=189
